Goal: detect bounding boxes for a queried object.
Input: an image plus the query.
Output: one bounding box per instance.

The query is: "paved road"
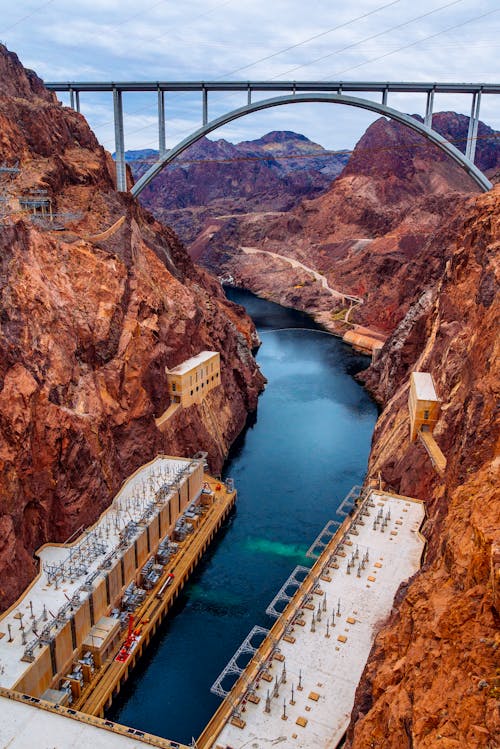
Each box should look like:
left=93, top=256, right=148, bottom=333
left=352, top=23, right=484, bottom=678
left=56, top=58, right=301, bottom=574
left=240, top=246, right=363, bottom=305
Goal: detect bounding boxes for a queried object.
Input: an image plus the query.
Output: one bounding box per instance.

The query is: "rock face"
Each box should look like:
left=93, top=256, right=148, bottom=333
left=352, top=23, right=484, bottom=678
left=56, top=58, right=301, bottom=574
left=188, top=113, right=499, bottom=340
left=132, top=132, right=349, bottom=244
left=346, top=187, right=499, bottom=749
left=0, top=45, right=265, bottom=611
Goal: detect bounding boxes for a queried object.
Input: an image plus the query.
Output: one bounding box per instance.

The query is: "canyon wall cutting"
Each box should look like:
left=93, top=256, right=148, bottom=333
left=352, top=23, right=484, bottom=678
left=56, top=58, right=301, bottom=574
left=0, top=45, right=265, bottom=610
left=345, top=186, right=499, bottom=749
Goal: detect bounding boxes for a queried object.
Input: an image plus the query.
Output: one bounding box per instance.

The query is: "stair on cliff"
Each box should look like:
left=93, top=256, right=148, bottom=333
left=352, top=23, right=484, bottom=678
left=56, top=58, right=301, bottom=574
left=418, top=431, right=447, bottom=477
left=155, top=402, right=181, bottom=430
left=200, top=397, right=227, bottom=458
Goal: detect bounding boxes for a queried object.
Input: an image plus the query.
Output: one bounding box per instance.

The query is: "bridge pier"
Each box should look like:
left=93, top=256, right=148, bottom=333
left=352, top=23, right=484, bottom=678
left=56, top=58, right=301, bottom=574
left=466, top=90, right=482, bottom=164
left=113, top=88, right=127, bottom=192
left=202, top=86, right=208, bottom=126
left=69, top=88, right=80, bottom=112
left=425, top=89, right=434, bottom=128
left=158, top=88, right=166, bottom=158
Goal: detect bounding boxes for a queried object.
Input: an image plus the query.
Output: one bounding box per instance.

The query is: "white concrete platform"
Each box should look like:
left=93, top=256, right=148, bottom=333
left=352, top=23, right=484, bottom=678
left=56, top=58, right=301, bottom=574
left=213, top=491, right=425, bottom=749
left=0, top=455, right=200, bottom=689
left=0, top=691, right=181, bottom=748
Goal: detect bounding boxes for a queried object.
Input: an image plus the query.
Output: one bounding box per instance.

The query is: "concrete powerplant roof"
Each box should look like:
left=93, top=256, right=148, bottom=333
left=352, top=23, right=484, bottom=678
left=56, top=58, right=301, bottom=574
left=0, top=691, right=182, bottom=749
left=212, top=490, right=425, bottom=749
left=411, top=372, right=440, bottom=401
left=167, top=351, right=218, bottom=375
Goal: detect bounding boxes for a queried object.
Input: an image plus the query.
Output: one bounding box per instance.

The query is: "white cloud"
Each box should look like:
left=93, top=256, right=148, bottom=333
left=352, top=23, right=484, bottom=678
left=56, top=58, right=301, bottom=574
left=1, top=0, right=498, bottom=152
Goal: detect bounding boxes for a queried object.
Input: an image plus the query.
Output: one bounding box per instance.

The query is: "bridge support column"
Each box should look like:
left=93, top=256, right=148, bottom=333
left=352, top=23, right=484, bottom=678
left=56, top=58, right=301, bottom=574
left=158, top=89, right=166, bottom=158
left=425, top=90, right=434, bottom=128
left=382, top=88, right=388, bottom=106
left=466, top=91, right=481, bottom=164
left=202, top=86, right=208, bottom=126
left=113, top=88, right=127, bottom=192
left=247, top=86, right=252, bottom=106
left=75, top=90, right=80, bottom=113
left=69, top=88, right=75, bottom=110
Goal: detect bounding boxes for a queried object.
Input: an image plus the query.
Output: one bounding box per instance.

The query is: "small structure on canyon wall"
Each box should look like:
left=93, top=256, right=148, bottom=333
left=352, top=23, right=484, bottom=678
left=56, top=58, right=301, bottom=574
left=408, top=372, right=447, bottom=476
left=408, top=371, right=441, bottom=441
left=19, top=190, right=53, bottom=219
left=166, top=351, right=221, bottom=408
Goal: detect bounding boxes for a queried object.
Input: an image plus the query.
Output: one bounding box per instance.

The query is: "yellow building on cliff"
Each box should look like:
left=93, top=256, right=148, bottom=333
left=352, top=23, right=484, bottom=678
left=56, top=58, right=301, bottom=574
left=166, top=351, right=221, bottom=408
left=408, top=371, right=441, bottom=442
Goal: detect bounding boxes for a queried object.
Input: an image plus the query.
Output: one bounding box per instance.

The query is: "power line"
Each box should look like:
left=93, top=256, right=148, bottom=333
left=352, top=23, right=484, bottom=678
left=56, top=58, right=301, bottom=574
left=111, top=0, right=172, bottom=31
left=218, top=0, right=403, bottom=78
left=63, top=0, right=236, bottom=133
left=0, top=0, right=56, bottom=34
left=116, top=0, right=234, bottom=49
left=325, top=6, right=500, bottom=78
left=270, top=0, right=465, bottom=79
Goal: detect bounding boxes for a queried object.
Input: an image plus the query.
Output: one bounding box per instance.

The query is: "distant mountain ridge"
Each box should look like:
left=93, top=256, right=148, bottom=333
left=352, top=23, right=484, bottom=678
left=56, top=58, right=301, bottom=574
left=128, top=131, right=350, bottom=243
left=191, top=110, right=500, bottom=337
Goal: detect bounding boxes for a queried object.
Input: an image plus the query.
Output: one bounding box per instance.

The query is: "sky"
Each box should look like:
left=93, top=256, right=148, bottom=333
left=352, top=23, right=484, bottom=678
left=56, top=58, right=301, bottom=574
left=1, top=0, right=499, bottom=153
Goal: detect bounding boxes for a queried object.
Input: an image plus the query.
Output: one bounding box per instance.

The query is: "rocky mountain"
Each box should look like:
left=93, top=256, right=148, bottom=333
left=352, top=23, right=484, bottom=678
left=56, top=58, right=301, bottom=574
left=347, top=185, right=499, bottom=749
left=191, top=112, right=499, bottom=348
left=131, top=132, right=349, bottom=244
left=0, top=44, right=265, bottom=610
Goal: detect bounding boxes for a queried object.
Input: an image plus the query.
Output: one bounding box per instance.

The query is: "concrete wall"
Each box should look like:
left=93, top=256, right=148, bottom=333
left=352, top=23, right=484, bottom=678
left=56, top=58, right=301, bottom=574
left=74, top=599, right=91, bottom=644
left=136, top=529, right=149, bottom=569
left=108, top=561, right=123, bottom=605
left=55, top=621, right=74, bottom=675
left=93, top=578, right=108, bottom=622
left=123, top=545, right=136, bottom=585
left=14, top=646, right=52, bottom=696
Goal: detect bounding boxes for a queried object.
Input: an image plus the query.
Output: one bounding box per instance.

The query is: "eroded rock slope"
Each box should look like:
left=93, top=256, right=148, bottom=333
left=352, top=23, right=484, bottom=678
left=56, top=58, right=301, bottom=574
left=0, top=45, right=264, bottom=610
left=347, top=187, right=499, bottom=749
left=191, top=114, right=498, bottom=340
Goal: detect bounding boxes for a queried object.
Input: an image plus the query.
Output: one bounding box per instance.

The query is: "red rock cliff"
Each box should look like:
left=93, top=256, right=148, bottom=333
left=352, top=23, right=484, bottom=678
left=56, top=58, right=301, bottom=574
left=0, top=45, right=265, bottom=611
left=190, top=114, right=498, bottom=339
left=346, top=187, right=499, bottom=748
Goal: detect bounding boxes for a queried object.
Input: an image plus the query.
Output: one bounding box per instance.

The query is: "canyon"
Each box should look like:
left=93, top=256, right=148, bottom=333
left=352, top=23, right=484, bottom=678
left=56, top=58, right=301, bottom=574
left=128, top=131, right=349, bottom=245
left=346, top=185, right=499, bottom=749
left=137, top=98, right=499, bottom=747
left=0, top=41, right=498, bottom=749
left=139, top=111, right=499, bottom=353
left=0, top=45, right=265, bottom=610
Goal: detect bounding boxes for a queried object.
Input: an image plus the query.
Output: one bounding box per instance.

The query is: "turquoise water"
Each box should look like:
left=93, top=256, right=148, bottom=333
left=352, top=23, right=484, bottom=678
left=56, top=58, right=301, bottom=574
left=108, top=288, right=378, bottom=743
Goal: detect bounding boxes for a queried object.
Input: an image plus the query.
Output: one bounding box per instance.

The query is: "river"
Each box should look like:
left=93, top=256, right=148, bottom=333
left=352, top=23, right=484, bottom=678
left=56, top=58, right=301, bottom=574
left=108, top=288, right=378, bottom=743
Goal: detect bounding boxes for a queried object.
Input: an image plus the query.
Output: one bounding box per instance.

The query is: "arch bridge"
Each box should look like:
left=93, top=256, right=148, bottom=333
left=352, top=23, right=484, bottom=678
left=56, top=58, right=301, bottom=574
left=44, top=80, right=500, bottom=194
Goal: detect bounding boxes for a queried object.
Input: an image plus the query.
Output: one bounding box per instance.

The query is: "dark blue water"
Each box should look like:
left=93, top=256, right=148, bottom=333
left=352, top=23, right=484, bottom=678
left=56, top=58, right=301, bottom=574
left=108, top=289, right=377, bottom=743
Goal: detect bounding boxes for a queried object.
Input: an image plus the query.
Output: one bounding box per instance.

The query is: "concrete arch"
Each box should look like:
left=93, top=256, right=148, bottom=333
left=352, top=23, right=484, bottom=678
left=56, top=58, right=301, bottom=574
left=130, top=92, right=492, bottom=197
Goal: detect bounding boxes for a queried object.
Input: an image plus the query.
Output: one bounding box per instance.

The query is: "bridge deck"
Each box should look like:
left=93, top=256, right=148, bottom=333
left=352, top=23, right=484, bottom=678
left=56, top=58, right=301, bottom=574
left=45, top=80, right=500, bottom=95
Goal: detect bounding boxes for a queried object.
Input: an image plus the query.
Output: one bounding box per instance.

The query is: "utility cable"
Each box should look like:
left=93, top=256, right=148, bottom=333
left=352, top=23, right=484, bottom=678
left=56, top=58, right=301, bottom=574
left=270, top=0, right=465, bottom=79
left=0, top=0, right=57, bottom=34
left=324, top=6, right=500, bottom=78
left=219, top=0, right=402, bottom=78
